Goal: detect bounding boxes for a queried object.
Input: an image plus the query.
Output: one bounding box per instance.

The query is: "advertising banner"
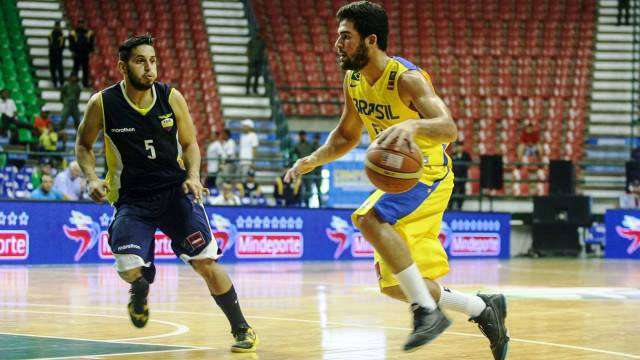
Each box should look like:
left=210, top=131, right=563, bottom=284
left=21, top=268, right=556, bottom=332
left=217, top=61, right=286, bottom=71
left=0, top=201, right=510, bottom=265
left=325, top=149, right=374, bottom=208
left=604, top=209, right=640, bottom=259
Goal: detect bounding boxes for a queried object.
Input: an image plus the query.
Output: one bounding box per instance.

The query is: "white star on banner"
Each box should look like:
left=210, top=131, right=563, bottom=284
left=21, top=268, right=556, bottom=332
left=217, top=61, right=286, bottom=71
left=18, top=212, right=29, bottom=226
left=7, top=212, right=17, bottom=226
left=100, top=213, right=111, bottom=227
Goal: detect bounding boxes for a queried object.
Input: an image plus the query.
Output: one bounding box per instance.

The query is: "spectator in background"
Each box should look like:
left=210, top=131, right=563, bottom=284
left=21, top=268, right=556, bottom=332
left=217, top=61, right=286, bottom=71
left=58, top=75, right=82, bottom=130
left=620, top=179, right=640, bottom=208
left=220, top=129, right=237, bottom=183
left=0, top=89, right=18, bottom=136
left=211, top=181, right=241, bottom=206
left=274, top=167, right=302, bottom=206
left=30, top=158, right=57, bottom=189
left=53, top=160, right=85, bottom=200
left=293, top=130, right=315, bottom=206
left=517, top=122, right=543, bottom=161
left=33, top=110, right=52, bottom=136
left=39, top=123, right=59, bottom=152
left=30, top=174, right=62, bottom=200
left=239, top=119, right=259, bottom=178
left=69, top=20, right=94, bottom=87
left=239, top=170, right=264, bottom=205
left=48, top=20, right=65, bottom=88
left=205, top=130, right=223, bottom=189
left=617, top=0, right=630, bottom=26
left=246, top=32, right=265, bottom=95
left=449, top=142, right=472, bottom=210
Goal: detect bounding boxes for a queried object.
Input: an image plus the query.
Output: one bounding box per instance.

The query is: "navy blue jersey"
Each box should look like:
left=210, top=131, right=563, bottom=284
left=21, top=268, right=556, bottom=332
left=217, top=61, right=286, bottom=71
left=101, top=81, right=186, bottom=205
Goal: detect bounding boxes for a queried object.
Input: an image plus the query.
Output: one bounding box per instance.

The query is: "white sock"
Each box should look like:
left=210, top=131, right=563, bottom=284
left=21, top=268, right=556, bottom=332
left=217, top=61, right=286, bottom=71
left=438, top=285, right=486, bottom=318
left=394, top=263, right=437, bottom=310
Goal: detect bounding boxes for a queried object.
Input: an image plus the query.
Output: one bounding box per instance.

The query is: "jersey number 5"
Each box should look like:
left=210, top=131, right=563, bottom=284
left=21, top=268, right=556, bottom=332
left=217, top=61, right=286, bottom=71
left=144, top=139, right=156, bottom=159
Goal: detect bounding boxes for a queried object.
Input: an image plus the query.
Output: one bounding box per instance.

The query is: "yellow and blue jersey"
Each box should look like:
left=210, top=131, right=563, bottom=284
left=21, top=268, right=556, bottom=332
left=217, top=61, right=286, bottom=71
left=345, top=56, right=452, bottom=182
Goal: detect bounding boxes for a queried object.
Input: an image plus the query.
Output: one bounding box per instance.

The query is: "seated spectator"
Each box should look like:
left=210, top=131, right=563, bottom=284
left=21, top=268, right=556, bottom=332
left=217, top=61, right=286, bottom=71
left=239, top=170, right=265, bottom=205
left=620, top=180, right=640, bottom=208
left=33, top=110, right=52, bottom=136
left=39, top=123, right=59, bottom=151
left=30, top=174, right=63, bottom=200
left=31, top=158, right=58, bottom=189
left=274, top=167, right=302, bottom=206
left=210, top=181, right=241, bottom=206
left=517, top=122, right=543, bottom=161
left=0, top=89, right=34, bottom=144
left=0, top=88, right=17, bottom=136
left=53, top=161, right=85, bottom=200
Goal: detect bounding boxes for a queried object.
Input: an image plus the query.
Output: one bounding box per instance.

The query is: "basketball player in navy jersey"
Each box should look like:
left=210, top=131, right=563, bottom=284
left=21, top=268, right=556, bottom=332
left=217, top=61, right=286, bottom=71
left=75, top=34, right=258, bottom=353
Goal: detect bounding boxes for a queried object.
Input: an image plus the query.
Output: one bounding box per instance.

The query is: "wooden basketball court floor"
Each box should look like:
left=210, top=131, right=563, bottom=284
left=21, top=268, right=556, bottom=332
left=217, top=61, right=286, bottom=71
left=1, top=259, right=639, bottom=359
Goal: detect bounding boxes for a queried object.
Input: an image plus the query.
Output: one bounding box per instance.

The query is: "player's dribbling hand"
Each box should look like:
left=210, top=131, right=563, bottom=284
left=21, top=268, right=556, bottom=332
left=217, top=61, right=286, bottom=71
left=376, top=121, right=418, bottom=153
left=284, top=156, right=318, bottom=183
left=182, top=177, right=209, bottom=204
left=88, top=179, right=109, bottom=203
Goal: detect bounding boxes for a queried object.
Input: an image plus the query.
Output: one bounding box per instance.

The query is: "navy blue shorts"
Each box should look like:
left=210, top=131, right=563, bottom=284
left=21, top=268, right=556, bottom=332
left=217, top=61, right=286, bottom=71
left=108, top=186, right=219, bottom=279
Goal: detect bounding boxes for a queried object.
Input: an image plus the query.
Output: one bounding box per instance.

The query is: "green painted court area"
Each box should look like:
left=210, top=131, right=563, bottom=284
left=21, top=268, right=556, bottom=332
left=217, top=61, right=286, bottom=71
left=0, top=334, right=190, bottom=359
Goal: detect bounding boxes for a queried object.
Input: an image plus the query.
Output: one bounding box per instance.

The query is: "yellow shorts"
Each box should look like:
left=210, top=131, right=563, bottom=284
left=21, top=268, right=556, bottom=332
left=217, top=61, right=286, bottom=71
left=352, top=170, right=453, bottom=290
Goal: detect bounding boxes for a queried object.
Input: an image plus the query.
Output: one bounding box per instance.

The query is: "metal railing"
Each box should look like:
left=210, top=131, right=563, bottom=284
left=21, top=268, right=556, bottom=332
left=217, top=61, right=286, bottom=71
left=244, top=0, right=292, bottom=166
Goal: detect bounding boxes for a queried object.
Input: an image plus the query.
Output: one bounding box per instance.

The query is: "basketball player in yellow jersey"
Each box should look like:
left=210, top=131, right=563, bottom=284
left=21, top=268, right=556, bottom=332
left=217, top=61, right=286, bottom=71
left=286, top=1, right=508, bottom=358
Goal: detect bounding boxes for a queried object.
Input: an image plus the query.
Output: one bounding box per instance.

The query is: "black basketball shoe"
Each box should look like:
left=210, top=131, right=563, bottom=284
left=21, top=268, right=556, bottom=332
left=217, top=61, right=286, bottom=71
left=128, top=278, right=149, bottom=328
left=403, top=304, right=451, bottom=352
left=470, top=294, right=509, bottom=360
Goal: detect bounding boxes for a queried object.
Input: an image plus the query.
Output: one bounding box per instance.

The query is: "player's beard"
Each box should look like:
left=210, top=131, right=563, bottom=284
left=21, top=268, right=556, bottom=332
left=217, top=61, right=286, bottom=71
left=339, top=40, right=369, bottom=71
left=127, top=67, right=154, bottom=91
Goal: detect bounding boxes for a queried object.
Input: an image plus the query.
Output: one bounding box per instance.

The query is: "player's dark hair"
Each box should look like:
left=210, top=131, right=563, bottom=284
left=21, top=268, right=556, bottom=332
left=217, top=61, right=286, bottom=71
left=118, top=34, right=154, bottom=62
left=336, top=1, right=388, bottom=51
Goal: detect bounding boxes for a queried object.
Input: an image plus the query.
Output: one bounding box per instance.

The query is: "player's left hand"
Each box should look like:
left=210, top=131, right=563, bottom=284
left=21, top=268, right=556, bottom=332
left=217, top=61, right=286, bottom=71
left=376, top=121, right=418, bottom=153
left=182, top=176, right=209, bottom=204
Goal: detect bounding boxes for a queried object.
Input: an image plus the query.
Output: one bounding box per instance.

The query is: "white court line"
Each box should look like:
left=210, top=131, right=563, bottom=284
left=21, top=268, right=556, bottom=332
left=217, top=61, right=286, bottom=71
left=29, top=348, right=208, bottom=360
left=0, top=309, right=190, bottom=342
left=1, top=302, right=638, bottom=359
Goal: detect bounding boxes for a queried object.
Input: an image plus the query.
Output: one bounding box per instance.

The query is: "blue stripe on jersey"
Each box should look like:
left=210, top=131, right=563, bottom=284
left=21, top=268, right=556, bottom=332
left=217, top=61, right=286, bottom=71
left=393, top=56, right=419, bottom=71
left=442, top=144, right=448, bottom=166
left=373, top=178, right=443, bottom=225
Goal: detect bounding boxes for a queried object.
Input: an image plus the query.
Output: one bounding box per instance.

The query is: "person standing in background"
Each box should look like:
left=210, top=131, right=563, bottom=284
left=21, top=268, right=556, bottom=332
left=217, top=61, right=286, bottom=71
left=449, top=142, right=471, bottom=210
left=293, top=130, right=315, bottom=206
left=69, top=20, right=94, bottom=87
left=238, top=119, right=258, bottom=178
left=246, top=32, right=265, bottom=95
left=48, top=21, right=65, bottom=88
left=58, top=75, right=82, bottom=130
left=617, top=0, right=630, bottom=26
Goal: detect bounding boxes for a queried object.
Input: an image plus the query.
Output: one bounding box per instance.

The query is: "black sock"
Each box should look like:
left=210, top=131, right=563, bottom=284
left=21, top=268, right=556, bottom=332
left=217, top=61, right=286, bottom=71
left=213, top=285, right=249, bottom=332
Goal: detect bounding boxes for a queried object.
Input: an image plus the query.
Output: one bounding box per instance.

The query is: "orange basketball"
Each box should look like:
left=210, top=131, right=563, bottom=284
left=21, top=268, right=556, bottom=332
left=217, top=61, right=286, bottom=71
left=365, top=140, right=423, bottom=193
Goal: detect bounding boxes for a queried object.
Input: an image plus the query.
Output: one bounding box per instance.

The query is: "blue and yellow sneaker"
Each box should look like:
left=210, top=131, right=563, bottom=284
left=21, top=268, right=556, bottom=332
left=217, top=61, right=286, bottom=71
left=231, top=327, right=259, bottom=353
left=127, top=278, right=149, bottom=328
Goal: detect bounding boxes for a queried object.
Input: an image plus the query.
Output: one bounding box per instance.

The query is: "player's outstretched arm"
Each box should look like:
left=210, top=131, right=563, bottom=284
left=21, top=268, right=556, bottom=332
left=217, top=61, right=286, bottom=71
left=170, top=88, right=209, bottom=203
left=377, top=71, right=457, bottom=150
left=76, top=92, right=109, bottom=202
left=285, top=77, right=363, bottom=182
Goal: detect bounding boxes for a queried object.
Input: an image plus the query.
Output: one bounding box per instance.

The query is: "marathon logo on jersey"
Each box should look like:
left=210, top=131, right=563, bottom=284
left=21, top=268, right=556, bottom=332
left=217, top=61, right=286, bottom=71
left=351, top=98, right=400, bottom=120
left=159, top=113, right=174, bottom=132
left=326, top=216, right=373, bottom=259
left=235, top=232, right=303, bottom=258
left=62, top=211, right=102, bottom=261
left=448, top=233, right=501, bottom=256
left=99, top=232, right=175, bottom=259
left=111, top=127, right=135, bottom=133
left=615, top=215, right=640, bottom=255
left=0, top=230, right=29, bottom=260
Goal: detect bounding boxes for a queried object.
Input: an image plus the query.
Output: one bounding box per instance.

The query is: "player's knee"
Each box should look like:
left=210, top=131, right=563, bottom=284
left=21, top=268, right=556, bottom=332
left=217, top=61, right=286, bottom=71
left=381, top=286, right=407, bottom=302
left=190, top=258, right=216, bottom=277
left=118, top=268, right=142, bottom=283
